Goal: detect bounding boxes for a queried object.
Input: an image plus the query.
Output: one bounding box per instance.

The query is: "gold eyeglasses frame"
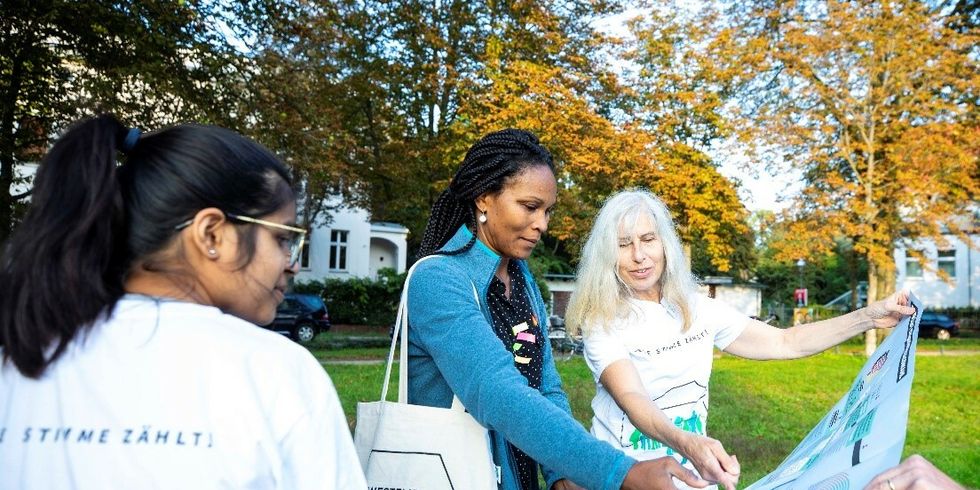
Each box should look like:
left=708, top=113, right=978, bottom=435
left=175, top=212, right=308, bottom=267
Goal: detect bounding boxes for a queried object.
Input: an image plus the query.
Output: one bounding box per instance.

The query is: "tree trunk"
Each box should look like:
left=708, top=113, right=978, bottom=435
left=848, top=245, right=859, bottom=311
left=875, top=257, right=897, bottom=342
left=0, top=50, right=24, bottom=245
left=0, top=180, right=10, bottom=244
left=864, top=261, right=878, bottom=357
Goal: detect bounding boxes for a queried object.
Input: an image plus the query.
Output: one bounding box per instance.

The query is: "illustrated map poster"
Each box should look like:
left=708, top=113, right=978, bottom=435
left=747, top=293, right=923, bottom=490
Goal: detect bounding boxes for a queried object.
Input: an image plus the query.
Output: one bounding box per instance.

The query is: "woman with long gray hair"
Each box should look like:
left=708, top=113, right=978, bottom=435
left=566, top=189, right=913, bottom=490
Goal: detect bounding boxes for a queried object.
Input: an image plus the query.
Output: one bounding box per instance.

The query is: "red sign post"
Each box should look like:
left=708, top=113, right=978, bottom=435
left=794, top=288, right=808, bottom=307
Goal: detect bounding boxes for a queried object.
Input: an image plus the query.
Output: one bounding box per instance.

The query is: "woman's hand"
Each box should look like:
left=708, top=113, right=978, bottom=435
left=622, top=457, right=709, bottom=490
left=675, top=433, right=740, bottom=490
left=864, top=454, right=964, bottom=490
left=865, top=290, right=916, bottom=330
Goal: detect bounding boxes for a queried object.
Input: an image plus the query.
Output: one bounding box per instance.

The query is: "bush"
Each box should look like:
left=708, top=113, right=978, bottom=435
left=293, top=268, right=407, bottom=326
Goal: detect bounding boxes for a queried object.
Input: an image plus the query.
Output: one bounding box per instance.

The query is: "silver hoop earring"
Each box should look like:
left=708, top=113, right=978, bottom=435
left=479, top=211, right=487, bottom=224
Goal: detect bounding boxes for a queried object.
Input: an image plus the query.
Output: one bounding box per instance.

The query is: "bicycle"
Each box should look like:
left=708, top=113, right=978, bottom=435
left=548, top=325, right=583, bottom=361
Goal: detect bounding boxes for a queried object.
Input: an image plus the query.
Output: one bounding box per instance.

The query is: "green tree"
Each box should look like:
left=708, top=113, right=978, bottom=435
left=220, top=1, right=363, bottom=227
left=0, top=0, right=249, bottom=241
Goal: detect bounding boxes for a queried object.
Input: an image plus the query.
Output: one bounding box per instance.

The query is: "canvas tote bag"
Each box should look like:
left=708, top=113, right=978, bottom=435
left=354, top=255, right=498, bottom=490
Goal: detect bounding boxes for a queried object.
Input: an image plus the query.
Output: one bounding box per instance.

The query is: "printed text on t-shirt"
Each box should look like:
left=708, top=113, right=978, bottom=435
left=0, top=426, right=214, bottom=448
left=631, top=328, right=710, bottom=356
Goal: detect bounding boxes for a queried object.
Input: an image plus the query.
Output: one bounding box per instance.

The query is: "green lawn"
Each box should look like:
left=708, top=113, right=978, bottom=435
left=321, top=350, right=979, bottom=489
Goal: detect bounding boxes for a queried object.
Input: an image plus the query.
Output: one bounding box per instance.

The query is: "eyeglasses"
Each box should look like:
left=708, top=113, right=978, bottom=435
left=175, top=212, right=307, bottom=267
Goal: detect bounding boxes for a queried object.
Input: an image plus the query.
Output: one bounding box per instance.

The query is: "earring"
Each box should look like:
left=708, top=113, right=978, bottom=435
left=479, top=211, right=487, bottom=224
left=208, top=248, right=217, bottom=256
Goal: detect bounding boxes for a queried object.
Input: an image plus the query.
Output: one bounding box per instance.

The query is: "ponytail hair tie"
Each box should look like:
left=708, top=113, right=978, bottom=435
left=122, top=128, right=141, bottom=153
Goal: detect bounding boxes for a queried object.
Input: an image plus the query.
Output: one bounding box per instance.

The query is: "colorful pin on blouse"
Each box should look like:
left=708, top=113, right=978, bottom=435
left=512, top=322, right=529, bottom=334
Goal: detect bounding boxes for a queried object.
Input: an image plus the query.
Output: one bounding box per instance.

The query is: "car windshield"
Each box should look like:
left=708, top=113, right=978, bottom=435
left=290, top=294, right=325, bottom=312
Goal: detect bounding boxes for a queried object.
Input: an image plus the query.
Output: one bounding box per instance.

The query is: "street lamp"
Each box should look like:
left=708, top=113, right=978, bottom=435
left=796, top=258, right=806, bottom=289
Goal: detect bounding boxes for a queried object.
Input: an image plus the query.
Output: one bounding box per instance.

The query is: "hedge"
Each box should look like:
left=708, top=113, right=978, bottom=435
left=293, top=268, right=406, bottom=327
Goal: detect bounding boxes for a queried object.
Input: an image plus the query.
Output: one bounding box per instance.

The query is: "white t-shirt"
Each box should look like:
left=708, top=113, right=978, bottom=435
left=584, top=294, right=749, bottom=485
left=0, top=296, right=366, bottom=490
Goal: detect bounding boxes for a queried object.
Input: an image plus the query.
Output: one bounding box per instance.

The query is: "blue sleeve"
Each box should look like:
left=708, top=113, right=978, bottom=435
left=408, top=261, right=635, bottom=490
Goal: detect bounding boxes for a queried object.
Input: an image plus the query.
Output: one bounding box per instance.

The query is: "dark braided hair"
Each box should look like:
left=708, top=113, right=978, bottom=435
left=417, top=129, right=555, bottom=258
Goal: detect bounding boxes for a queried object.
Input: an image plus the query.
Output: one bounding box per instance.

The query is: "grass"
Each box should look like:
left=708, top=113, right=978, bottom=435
left=312, top=346, right=390, bottom=360
left=816, top=331, right=980, bottom=353
left=709, top=353, right=980, bottom=487
left=319, top=344, right=979, bottom=489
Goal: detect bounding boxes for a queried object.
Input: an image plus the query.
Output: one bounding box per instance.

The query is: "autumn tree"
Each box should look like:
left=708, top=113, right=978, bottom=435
left=238, top=0, right=505, bottom=237
left=0, top=0, right=252, bottom=242
left=719, top=0, right=979, bottom=354
left=443, top=2, right=755, bottom=276
left=254, top=1, right=631, bottom=251
left=623, top=7, right=756, bottom=277
left=218, top=1, right=366, bottom=227
left=938, top=0, right=980, bottom=31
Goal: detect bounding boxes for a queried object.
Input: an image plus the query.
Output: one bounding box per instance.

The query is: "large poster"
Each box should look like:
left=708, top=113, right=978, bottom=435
left=747, top=293, right=923, bottom=490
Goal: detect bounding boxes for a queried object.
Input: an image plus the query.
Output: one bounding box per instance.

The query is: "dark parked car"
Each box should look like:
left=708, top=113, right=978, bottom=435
left=263, top=294, right=331, bottom=343
left=287, top=293, right=331, bottom=332
left=918, top=311, right=959, bottom=340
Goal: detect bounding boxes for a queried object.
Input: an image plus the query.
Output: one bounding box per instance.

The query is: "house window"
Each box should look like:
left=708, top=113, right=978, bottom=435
left=300, top=236, right=311, bottom=270
left=329, top=230, right=348, bottom=271
left=937, top=249, right=956, bottom=278
left=905, top=254, right=922, bottom=278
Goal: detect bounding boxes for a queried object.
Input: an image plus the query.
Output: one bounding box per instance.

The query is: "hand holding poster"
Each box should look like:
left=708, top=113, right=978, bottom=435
left=747, top=293, right=923, bottom=490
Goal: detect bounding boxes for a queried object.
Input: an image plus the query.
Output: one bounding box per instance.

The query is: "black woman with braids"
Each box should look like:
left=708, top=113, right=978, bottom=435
left=405, top=128, right=709, bottom=490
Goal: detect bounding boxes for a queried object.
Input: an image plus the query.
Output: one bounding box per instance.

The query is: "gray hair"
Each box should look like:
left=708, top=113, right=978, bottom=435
left=566, top=189, right=698, bottom=335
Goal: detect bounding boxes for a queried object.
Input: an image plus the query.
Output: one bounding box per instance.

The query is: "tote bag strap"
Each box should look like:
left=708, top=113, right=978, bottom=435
left=379, top=254, right=480, bottom=405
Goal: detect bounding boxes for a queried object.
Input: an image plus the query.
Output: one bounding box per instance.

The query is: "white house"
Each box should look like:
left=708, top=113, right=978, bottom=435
left=894, top=231, right=980, bottom=308
left=544, top=274, right=576, bottom=318
left=698, top=276, right=763, bottom=317
left=295, top=205, right=409, bottom=282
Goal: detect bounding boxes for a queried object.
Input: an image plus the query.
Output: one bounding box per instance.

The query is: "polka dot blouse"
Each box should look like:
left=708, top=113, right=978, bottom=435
left=486, top=259, right=544, bottom=490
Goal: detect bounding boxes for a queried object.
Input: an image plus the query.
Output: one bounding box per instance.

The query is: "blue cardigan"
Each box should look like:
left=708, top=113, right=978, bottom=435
left=407, top=226, right=635, bottom=490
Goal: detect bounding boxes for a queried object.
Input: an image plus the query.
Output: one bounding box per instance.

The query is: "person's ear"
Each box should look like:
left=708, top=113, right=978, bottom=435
left=474, top=193, right=492, bottom=216
left=183, top=208, right=232, bottom=260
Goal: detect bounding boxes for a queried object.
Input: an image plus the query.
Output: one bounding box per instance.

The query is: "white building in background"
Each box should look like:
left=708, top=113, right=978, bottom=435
left=543, top=274, right=762, bottom=319
left=894, top=231, right=980, bottom=308
left=295, top=204, right=408, bottom=283
left=698, top=276, right=763, bottom=317
left=544, top=274, right=576, bottom=318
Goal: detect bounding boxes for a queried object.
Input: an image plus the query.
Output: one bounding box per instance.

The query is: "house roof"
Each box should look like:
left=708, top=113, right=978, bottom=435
left=370, top=221, right=409, bottom=234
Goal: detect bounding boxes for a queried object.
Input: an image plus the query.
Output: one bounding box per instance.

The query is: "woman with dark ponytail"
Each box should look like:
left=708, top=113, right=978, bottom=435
left=406, top=129, right=709, bottom=490
left=0, top=115, right=366, bottom=488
